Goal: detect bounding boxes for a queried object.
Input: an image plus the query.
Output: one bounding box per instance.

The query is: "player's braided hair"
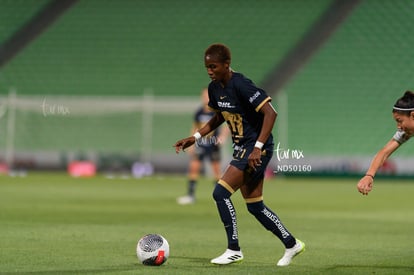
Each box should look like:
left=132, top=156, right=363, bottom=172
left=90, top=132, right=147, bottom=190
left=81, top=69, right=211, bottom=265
left=393, top=90, right=414, bottom=115
left=205, top=43, right=231, bottom=63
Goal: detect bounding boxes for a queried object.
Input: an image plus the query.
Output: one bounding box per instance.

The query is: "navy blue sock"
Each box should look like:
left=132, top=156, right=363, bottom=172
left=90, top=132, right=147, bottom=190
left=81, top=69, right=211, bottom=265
left=212, top=183, right=240, bottom=251
left=188, top=180, right=196, bottom=197
left=247, top=200, right=296, bottom=248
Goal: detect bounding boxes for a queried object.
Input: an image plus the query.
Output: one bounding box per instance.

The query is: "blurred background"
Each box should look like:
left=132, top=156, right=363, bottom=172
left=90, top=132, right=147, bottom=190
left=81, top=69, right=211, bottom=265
left=1, top=0, right=413, bottom=178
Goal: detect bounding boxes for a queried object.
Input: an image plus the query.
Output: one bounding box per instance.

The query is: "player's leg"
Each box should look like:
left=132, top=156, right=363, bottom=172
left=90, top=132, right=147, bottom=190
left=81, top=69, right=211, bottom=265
left=241, top=181, right=305, bottom=266
left=211, top=160, right=221, bottom=181
left=210, top=165, right=244, bottom=265
left=241, top=178, right=296, bottom=246
left=241, top=151, right=305, bottom=266
left=210, top=145, right=222, bottom=182
left=177, top=153, right=202, bottom=205
left=187, top=158, right=201, bottom=196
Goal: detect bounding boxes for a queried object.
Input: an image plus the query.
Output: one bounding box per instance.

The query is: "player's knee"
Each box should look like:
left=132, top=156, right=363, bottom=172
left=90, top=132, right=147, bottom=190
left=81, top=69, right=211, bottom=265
left=246, top=201, right=264, bottom=215
left=212, top=183, right=231, bottom=201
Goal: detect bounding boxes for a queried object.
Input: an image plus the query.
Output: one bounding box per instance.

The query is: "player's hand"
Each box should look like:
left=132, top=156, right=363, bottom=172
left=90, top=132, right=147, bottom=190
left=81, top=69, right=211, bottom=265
left=248, top=148, right=262, bottom=171
left=357, top=176, right=373, bottom=195
left=174, top=137, right=196, bottom=154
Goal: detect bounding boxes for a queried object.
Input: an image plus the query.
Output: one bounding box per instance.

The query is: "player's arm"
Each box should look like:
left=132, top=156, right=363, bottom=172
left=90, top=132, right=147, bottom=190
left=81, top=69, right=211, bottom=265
left=174, top=112, right=225, bottom=153
left=357, top=139, right=400, bottom=195
left=248, top=102, right=277, bottom=169
left=199, top=111, right=225, bottom=136
left=186, top=122, right=199, bottom=155
left=256, top=102, right=277, bottom=146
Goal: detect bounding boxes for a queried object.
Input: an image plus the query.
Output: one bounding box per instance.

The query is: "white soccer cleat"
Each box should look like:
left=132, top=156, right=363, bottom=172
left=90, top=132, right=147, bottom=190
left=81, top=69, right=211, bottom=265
left=210, top=249, right=244, bottom=265
left=176, top=195, right=195, bottom=205
left=277, top=239, right=305, bottom=266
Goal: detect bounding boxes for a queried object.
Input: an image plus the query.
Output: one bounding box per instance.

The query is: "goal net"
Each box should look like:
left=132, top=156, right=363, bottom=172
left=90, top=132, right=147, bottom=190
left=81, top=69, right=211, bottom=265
left=0, top=91, right=198, bottom=168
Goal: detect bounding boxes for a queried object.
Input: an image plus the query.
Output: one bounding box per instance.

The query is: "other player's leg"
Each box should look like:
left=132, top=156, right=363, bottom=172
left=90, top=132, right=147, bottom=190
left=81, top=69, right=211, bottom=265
left=177, top=154, right=202, bottom=205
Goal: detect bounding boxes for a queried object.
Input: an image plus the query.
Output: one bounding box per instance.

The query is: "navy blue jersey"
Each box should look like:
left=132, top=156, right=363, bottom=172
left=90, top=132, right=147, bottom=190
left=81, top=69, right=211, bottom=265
left=207, top=72, right=273, bottom=147
left=194, top=107, right=215, bottom=127
left=194, top=106, right=220, bottom=148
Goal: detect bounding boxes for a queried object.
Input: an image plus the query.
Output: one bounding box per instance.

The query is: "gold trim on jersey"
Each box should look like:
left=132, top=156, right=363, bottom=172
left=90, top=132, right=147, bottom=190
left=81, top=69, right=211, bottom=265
left=218, top=179, right=235, bottom=193
left=255, top=97, right=272, bottom=112
left=245, top=196, right=264, bottom=203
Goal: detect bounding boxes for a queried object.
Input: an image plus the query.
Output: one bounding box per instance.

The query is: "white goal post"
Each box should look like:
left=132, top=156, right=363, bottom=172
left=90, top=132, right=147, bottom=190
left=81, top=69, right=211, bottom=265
left=0, top=90, right=200, bottom=167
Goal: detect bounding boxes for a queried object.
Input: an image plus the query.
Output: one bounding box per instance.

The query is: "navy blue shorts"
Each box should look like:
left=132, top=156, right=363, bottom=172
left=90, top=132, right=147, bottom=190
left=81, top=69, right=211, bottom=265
left=230, top=143, right=273, bottom=185
left=193, top=144, right=221, bottom=162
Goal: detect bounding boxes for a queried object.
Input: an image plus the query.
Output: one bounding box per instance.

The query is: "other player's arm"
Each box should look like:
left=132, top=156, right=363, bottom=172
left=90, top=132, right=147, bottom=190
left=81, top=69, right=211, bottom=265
left=174, top=112, right=225, bottom=153
left=248, top=102, right=277, bottom=170
left=357, top=139, right=400, bottom=195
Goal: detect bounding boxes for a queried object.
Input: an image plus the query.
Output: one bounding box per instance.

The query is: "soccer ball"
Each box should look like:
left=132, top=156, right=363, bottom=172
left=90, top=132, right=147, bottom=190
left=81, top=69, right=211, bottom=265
left=136, top=234, right=169, bottom=266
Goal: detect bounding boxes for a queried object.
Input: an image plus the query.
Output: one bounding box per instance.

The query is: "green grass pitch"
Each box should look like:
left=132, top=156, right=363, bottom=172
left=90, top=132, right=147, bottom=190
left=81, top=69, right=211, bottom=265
left=1, top=173, right=413, bottom=274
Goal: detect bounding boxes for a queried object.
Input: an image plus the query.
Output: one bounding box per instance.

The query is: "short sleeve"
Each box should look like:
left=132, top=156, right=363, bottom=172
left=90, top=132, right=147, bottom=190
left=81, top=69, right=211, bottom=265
left=236, top=76, right=271, bottom=112
left=392, top=129, right=410, bottom=144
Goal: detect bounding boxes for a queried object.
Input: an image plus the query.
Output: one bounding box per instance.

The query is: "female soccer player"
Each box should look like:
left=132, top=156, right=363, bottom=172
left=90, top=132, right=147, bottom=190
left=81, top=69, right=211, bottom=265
left=174, top=43, right=305, bottom=266
left=177, top=88, right=226, bottom=205
left=357, top=91, right=414, bottom=195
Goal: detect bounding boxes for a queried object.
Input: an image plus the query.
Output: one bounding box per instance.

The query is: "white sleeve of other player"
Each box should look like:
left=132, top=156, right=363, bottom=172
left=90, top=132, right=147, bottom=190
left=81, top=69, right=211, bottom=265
left=392, top=129, right=410, bottom=144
